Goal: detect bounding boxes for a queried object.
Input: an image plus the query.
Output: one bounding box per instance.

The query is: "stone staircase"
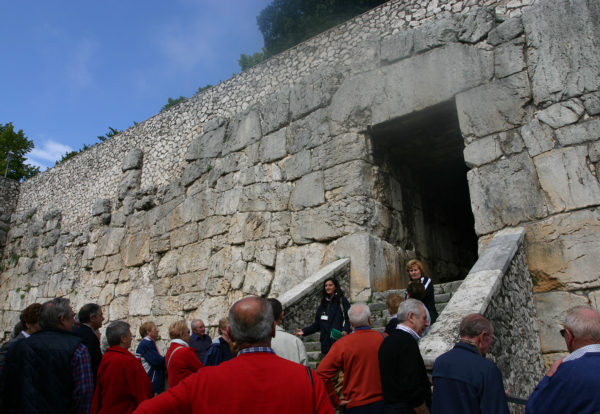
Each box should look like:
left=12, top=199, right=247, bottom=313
left=302, top=280, right=464, bottom=368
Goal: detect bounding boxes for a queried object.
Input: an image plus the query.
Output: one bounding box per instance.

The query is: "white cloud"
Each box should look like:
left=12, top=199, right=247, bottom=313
left=28, top=139, right=74, bottom=170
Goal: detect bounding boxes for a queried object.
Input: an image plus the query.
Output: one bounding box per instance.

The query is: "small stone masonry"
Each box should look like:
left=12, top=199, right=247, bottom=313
left=0, top=0, right=599, bottom=367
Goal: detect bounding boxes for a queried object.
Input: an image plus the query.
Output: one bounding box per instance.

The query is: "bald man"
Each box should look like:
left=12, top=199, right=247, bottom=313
left=432, top=314, right=509, bottom=414
left=134, top=297, right=334, bottom=414
left=526, top=306, right=600, bottom=414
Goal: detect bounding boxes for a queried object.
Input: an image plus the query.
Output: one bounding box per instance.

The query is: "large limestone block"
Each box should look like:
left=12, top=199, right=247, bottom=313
left=190, top=295, right=231, bottom=326
left=590, top=290, right=600, bottom=310
left=526, top=209, right=600, bottom=291
left=555, top=118, right=600, bottom=147
left=129, top=286, right=153, bottom=316
left=157, top=250, right=178, bottom=278
left=259, top=128, right=287, bottom=163
left=239, top=182, right=291, bottom=212
left=463, top=135, right=503, bottom=168
left=537, top=100, right=585, bottom=129
left=242, top=263, right=273, bottom=296
left=458, top=8, right=495, bottom=44
left=207, top=246, right=246, bottom=290
left=468, top=152, right=548, bottom=235
left=456, top=71, right=531, bottom=138
left=223, top=110, right=261, bottom=156
left=534, top=146, right=600, bottom=213
left=311, top=133, right=369, bottom=171
left=177, top=242, right=211, bottom=274
left=285, top=109, right=331, bottom=155
left=198, top=216, right=229, bottom=240
left=323, top=160, right=375, bottom=199
left=290, top=171, right=325, bottom=210
left=290, top=206, right=344, bottom=244
left=215, top=188, right=242, bottom=216
left=494, top=41, right=526, bottom=79
left=121, top=232, right=150, bottom=267
left=170, top=223, right=198, bottom=248
left=533, top=291, right=589, bottom=353
left=523, top=0, right=600, bottom=104
left=270, top=244, right=328, bottom=297
left=488, top=17, right=523, bottom=46
left=260, top=86, right=290, bottom=135
left=185, top=123, right=227, bottom=161
left=109, top=296, right=129, bottom=320
left=325, top=233, right=406, bottom=301
left=329, top=43, right=493, bottom=131
left=381, top=30, right=413, bottom=64
left=182, top=190, right=216, bottom=222
left=280, top=150, right=311, bottom=181
left=289, top=68, right=341, bottom=120
left=520, top=118, right=555, bottom=157
left=122, top=148, right=143, bottom=171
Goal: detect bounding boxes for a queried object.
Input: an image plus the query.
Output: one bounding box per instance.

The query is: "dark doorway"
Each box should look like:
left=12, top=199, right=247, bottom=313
left=369, top=100, right=477, bottom=283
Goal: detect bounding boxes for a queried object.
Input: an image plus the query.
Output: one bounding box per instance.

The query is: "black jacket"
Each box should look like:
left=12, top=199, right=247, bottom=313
left=302, top=295, right=351, bottom=355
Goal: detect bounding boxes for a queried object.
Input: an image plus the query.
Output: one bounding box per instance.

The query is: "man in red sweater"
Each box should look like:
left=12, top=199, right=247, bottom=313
left=92, top=321, right=152, bottom=414
left=317, top=302, right=385, bottom=413
left=134, top=296, right=334, bottom=414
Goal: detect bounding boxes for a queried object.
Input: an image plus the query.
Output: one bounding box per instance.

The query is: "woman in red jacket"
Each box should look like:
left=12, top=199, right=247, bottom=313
left=165, top=320, right=203, bottom=388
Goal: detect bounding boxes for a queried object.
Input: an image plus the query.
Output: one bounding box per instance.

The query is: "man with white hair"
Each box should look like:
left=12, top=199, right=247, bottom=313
left=526, top=306, right=600, bottom=414
left=378, top=298, right=431, bottom=414
left=317, top=303, right=385, bottom=413
left=134, top=296, right=334, bottom=413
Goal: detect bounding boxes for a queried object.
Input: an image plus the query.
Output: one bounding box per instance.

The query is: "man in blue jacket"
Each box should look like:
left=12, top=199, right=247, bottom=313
left=432, top=314, right=509, bottom=414
left=526, top=306, right=600, bottom=414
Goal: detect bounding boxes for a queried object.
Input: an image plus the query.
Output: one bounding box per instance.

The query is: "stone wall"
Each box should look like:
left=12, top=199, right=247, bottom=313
left=0, top=177, right=19, bottom=261
left=0, top=0, right=598, bottom=368
left=420, top=227, right=544, bottom=408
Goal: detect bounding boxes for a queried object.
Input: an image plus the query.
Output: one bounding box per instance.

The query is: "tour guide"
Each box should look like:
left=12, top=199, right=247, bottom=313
left=134, top=296, right=334, bottom=414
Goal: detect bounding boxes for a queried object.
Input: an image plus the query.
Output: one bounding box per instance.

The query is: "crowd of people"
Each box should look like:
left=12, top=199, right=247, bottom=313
left=0, top=259, right=599, bottom=413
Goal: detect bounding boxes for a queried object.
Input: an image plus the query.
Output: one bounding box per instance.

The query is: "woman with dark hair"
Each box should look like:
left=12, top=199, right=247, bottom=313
left=295, top=278, right=351, bottom=356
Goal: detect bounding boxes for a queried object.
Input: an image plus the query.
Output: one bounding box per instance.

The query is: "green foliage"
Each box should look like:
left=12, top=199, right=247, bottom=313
left=0, top=123, right=40, bottom=181
left=161, top=96, right=187, bottom=112
left=238, top=49, right=267, bottom=71
left=197, top=84, right=212, bottom=94
left=97, top=126, right=122, bottom=142
left=256, top=0, right=386, bottom=57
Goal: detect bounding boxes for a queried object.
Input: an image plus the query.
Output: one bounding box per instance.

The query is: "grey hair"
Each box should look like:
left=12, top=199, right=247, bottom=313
left=39, top=298, right=72, bottom=330
left=397, top=298, right=424, bottom=323
left=348, top=303, right=371, bottom=327
left=191, top=319, right=202, bottom=330
left=106, top=321, right=130, bottom=346
left=228, top=297, right=273, bottom=344
left=459, top=314, right=493, bottom=338
left=565, top=306, right=600, bottom=342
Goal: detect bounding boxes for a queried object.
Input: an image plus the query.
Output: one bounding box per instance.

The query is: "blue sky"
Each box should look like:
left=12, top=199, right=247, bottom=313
left=1, top=0, right=271, bottom=171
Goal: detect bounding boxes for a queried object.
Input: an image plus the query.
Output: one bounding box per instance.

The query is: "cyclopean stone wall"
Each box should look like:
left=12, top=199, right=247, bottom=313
left=0, top=0, right=599, bottom=366
left=0, top=177, right=20, bottom=261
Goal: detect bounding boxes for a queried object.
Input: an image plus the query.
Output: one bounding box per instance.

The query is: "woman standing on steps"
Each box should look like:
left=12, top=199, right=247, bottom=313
left=407, top=259, right=438, bottom=325
left=295, top=278, right=351, bottom=356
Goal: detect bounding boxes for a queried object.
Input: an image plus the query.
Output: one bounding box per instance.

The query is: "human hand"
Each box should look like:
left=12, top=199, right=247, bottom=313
left=547, top=357, right=564, bottom=377
left=295, top=328, right=304, bottom=336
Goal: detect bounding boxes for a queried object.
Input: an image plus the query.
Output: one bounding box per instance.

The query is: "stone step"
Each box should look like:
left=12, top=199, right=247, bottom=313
left=307, top=351, right=321, bottom=361
left=304, top=341, right=321, bottom=352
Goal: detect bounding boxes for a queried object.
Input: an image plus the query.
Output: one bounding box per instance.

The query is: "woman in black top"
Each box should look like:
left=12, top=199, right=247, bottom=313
left=295, top=278, right=351, bottom=356
left=407, top=259, right=438, bottom=324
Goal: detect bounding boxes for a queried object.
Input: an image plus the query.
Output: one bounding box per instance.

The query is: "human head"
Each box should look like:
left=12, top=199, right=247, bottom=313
left=348, top=303, right=371, bottom=328
left=322, top=277, right=343, bottom=298
left=562, top=306, right=600, bottom=352
left=397, top=298, right=429, bottom=336
left=218, top=317, right=229, bottom=335
left=268, top=298, right=284, bottom=325
left=407, top=282, right=426, bottom=300
left=386, top=293, right=402, bottom=316
left=228, top=296, right=274, bottom=346
left=78, top=303, right=104, bottom=330
left=39, top=298, right=76, bottom=331
left=20, top=303, right=42, bottom=334
left=169, top=320, right=191, bottom=344
left=459, top=314, right=494, bottom=356
left=191, top=319, right=206, bottom=337
left=139, top=321, right=158, bottom=340
left=12, top=321, right=24, bottom=338
left=406, top=259, right=425, bottom=281
left=107, top=321, right=132, bottom=349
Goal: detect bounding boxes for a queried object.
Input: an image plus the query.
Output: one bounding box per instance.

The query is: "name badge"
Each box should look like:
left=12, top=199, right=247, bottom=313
left=320, top=315, right=329, bottom=321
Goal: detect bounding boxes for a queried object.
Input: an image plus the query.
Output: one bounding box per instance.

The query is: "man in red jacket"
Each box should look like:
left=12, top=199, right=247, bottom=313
left=92, top=321, right=152, bottom=414
left=134, top=296, right=334, bottom=414
left=317, top=302, right=385, bottom=413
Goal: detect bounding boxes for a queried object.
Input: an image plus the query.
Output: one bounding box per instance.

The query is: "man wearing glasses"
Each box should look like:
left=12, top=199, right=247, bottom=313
left=526, top=306, right=600, bottom=414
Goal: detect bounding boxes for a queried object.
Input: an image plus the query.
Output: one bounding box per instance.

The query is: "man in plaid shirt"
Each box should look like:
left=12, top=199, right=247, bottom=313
left=3, top=298, right=94, bottom=414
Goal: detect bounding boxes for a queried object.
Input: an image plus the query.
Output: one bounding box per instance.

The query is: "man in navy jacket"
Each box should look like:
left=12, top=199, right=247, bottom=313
left=526, top=306, right=600, bottom=414
left=432, top=314, right=509, bottom=414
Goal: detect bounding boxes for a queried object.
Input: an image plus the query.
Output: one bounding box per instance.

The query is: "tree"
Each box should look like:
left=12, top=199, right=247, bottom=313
left=238, top=0, right=386, bottom=70
left=0, top=123, right=40, bottom=181
left=97, top=126, right=121, bottom=142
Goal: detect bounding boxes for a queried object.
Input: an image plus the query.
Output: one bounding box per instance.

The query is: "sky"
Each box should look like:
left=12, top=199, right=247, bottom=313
left=1, top=0, right=272, bottom=171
